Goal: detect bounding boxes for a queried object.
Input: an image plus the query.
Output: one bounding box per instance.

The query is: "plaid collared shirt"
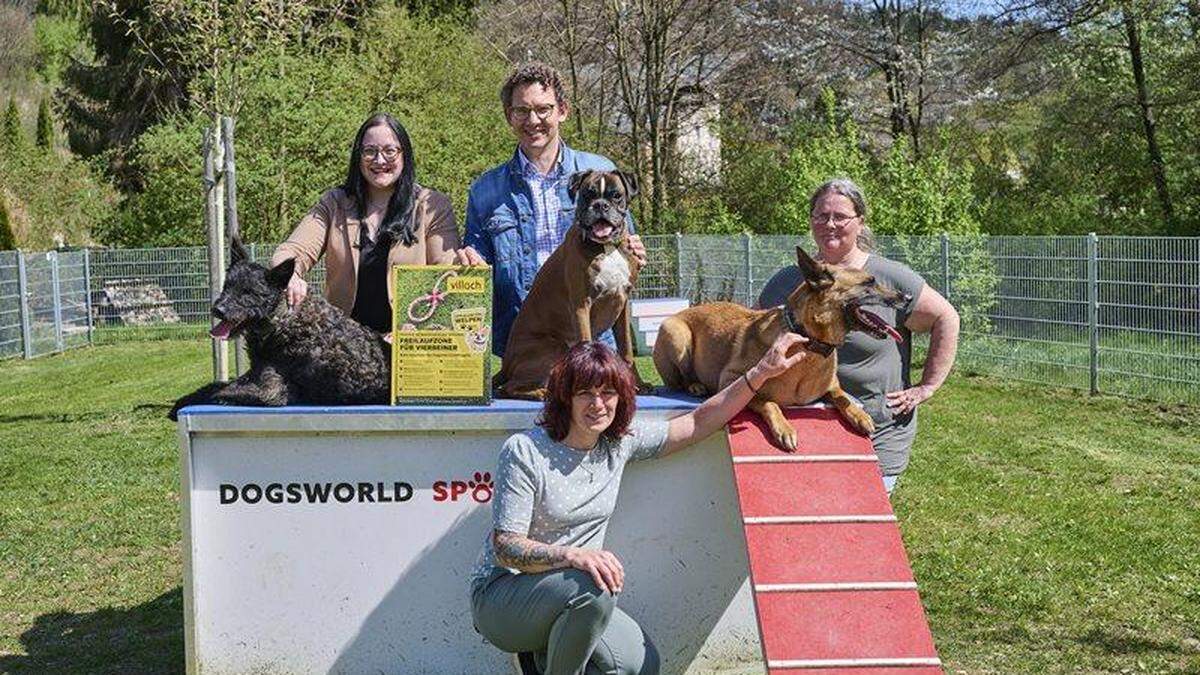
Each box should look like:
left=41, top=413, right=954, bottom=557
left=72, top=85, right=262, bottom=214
left=518, top=149, right=572, bottom=267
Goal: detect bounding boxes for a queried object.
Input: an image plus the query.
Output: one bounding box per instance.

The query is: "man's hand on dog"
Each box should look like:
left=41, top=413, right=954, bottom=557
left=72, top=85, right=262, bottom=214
left=886, top=384, right=934, bottom=415
left=625, top=234, right=647, bottom=269
left=566, top=547, right=625, bottom=594
left=286, top=275, right=308, bottom=307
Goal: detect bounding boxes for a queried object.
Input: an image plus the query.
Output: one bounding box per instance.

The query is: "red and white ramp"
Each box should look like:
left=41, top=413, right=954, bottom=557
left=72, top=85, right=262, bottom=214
left=725, top=407, right=941, bottom=675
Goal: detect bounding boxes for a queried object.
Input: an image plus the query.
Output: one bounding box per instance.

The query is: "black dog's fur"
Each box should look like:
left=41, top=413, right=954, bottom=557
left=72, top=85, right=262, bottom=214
left=168, top=236, right=390, bottom=420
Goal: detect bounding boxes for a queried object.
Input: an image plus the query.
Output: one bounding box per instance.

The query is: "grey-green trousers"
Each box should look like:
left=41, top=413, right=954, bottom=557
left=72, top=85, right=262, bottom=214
left=471, top=568, right=660, bottom=675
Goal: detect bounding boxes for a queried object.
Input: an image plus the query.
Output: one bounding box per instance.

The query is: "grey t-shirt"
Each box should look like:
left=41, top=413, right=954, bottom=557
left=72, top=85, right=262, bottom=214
left=757, top=255, right=926, bottom=475
left=469, top=419, right=670, bottom=586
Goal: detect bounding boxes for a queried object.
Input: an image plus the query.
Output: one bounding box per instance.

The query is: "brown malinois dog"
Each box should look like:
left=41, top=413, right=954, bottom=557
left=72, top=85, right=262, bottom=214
left=653, top=247, right=909, bottom=450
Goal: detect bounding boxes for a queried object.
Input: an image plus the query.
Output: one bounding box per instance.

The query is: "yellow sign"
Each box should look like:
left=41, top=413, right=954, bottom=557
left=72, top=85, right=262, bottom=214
left=390, top=265, right=492, bottom=405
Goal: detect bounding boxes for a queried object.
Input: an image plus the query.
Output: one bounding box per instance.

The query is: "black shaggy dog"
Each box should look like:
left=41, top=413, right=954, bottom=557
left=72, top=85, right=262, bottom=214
left=168, top=235, right=390, bottom=420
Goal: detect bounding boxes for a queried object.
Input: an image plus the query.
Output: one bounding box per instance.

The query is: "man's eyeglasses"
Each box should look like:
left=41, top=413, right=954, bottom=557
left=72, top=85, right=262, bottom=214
left=810, top=212, right=859, bottom=227
left=509, top=104, right=557, bottom=121
left=362, top=145, right=401, bottom=162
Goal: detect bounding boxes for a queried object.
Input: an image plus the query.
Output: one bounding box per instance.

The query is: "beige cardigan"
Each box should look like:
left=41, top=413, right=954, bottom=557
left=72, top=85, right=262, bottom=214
left=271, top=186, right=459, bottom=313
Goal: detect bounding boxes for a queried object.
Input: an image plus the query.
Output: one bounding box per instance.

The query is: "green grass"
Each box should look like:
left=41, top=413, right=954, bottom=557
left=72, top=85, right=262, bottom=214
left=1, top=341, right=1199, bottom=673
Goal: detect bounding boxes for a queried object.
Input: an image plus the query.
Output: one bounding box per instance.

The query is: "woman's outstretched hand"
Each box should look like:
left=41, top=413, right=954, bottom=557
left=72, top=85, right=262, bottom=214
left=566, top=547, right=625, bottom=594
left=746, top=332, right=810, bottom=386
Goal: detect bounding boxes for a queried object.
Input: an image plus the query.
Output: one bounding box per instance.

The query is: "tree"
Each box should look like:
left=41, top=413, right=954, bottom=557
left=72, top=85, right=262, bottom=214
left=0, top=0, right=34, bottom=81
left=2, top=101, right=23, bottom=150
left=60, top=0, right=367, bottom=190
left=111, top=7, right=511, bottom=246
left=478, top=0, right=750, bottom=229
left=740, top=0, right=1003, bottom=157
left=36, top=98, right=53, bottom=149
left=990, top=0, right=1200, bottom=234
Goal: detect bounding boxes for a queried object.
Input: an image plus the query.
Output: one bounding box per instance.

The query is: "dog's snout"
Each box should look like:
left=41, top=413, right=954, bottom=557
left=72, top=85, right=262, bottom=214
left=212, top=305, right=227, bottom=321
left=591, top=200, right=609, bottom=212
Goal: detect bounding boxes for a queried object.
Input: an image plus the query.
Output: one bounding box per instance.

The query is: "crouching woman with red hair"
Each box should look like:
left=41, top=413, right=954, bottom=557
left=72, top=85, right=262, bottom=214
left=469, top=335, right=809, bottom=675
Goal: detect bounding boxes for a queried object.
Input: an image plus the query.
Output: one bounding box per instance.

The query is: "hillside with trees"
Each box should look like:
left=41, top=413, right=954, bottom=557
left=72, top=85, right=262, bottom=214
left=0, top=0, right=1196, bottom=250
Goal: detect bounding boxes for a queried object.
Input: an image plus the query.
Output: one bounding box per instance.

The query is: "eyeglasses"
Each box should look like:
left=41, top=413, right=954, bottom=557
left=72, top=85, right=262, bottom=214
left=361, top=145, right=401, bottom=162
left=509, top=104, right=557, bottom=121
left=810, top=212, right=859, bottom=227
left=573, top=388, right=619, bottom=402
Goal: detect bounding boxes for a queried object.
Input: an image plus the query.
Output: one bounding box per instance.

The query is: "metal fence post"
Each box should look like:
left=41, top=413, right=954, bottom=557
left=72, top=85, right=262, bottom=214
left=940, top=232, right=951, bottom=299
left=50, top=251, right=64, bottom=352
left=17, top=250, right=32, bottom=359
left=674, top=232, right=684, bottom=298
left=204, top=123, right=229, bottom=383
left=83, top=248, right=94, bottom=345
left=1087, top=232, right=1099, bottom=395
left=743, top=232, right=753, bottom=305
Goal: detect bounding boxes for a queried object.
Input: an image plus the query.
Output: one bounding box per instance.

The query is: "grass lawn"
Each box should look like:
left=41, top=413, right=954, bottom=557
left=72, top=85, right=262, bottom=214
left=1, top=340, right=1199, bottom=673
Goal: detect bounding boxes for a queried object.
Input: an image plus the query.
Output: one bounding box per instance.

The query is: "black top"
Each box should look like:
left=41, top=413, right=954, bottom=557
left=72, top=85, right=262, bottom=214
left=350, top=225, right=392, bottom=333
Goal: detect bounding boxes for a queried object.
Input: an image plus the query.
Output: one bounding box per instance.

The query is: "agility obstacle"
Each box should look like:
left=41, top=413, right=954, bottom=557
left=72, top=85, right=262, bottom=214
left=725, top=407, right=942, bottom=674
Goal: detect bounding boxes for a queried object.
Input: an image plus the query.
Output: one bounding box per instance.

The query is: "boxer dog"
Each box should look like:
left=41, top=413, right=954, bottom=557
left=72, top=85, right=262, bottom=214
left=653, top=247, right=910, bottom=450
left=495, top=169, right=650, bottom=399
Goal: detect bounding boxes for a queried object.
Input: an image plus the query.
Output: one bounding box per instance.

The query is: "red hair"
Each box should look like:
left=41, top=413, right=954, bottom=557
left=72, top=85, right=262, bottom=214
left=537, top=342, right=638, bottom=443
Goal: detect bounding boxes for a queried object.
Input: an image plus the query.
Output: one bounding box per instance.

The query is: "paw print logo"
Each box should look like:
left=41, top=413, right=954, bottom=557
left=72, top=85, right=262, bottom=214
left=469, top=472, right=494, bottom=503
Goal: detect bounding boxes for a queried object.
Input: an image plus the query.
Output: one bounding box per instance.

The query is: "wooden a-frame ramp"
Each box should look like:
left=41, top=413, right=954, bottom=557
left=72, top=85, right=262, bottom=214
left=724, top=407, right=942, bottom=675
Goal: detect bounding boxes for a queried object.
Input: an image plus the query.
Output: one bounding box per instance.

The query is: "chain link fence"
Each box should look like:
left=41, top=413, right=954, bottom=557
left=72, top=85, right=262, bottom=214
left=1, top=235, right=1197, bottom=404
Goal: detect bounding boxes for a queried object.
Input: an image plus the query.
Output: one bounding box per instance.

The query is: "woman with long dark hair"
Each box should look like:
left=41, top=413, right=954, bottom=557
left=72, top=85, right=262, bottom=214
left=469, top=335, right=809, bottom=675
left=270, top=113, right=459, bottom=333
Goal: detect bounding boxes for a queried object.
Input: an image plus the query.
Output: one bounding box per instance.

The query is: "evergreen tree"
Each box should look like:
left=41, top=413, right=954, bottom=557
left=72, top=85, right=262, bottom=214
left=36, top=99, right=53, bottom=149
left=2, top=101, right=22, bottom=150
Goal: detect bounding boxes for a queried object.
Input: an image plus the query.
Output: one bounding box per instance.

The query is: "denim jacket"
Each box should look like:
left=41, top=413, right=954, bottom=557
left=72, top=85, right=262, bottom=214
left=464, top=143, right=633, bottom=357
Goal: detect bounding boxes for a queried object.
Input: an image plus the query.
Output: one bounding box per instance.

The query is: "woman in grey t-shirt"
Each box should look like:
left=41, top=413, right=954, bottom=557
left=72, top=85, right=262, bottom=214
left=471, top=337, right=808, bottom=675
left=757, top=178, right=960, bottom=492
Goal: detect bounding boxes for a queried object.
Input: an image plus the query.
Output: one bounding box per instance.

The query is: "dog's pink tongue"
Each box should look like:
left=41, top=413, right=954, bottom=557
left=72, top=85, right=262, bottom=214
left=592, top=223, right=614, bottom=239
left=210, top=320, right=234, bottom=340
left=859, top=307, right=904, bottom=342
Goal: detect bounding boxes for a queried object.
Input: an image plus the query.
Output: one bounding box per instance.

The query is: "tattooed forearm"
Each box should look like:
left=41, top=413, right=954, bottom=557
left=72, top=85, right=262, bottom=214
left=493, top=530, right=572, bottom=572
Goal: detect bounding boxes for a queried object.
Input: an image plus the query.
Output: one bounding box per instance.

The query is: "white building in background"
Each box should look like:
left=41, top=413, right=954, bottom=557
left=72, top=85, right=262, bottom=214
left=673, top=88, right=722, bottom=186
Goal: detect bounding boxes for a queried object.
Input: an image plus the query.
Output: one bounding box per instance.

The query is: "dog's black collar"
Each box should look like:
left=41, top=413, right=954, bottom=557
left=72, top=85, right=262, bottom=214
left=777, top=305, right=836, bottom=357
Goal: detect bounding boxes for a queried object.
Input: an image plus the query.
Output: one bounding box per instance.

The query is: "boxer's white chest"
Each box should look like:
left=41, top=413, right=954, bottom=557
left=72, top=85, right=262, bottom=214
left=592, top=248, right=632, bottom=298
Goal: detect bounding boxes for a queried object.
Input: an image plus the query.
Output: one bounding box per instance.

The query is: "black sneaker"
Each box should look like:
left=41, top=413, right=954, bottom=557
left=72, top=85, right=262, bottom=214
left=510, top=651, right=540, bottom=675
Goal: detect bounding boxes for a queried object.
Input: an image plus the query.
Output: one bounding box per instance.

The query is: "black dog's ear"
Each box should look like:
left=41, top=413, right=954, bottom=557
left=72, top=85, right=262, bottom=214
left=796, top=246, right=833, bottom=288
left=229, top=233, right=249, bottom=265
left=616, top=171, right=639, bottom=198
left=568, top=171, right=592, bottom=201
left=266, top=258, right=296, bottom=289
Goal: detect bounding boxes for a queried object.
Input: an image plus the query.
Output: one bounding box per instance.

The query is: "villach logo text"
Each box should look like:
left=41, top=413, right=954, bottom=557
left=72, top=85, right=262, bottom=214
left=219, top=481, right=414, bottom=505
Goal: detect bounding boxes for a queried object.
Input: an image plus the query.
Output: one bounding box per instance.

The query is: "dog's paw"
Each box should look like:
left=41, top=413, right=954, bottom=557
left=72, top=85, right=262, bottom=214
left=771, top=423, right=799, bottom=452
left=686, top=382, right=709, bottom=397
left=844, top=407, right=876, bottom=435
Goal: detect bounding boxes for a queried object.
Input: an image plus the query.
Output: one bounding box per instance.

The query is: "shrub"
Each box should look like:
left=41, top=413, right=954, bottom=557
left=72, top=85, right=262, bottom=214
left=0, top=194, right=15, bottom=250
